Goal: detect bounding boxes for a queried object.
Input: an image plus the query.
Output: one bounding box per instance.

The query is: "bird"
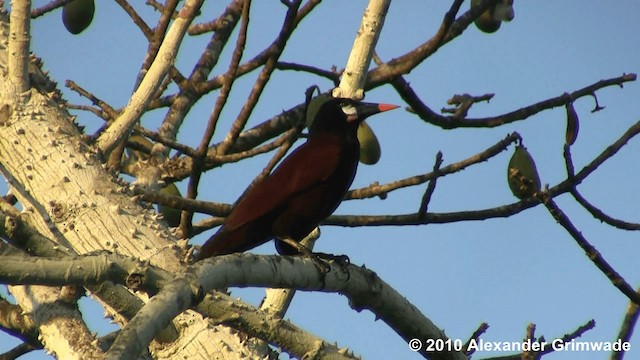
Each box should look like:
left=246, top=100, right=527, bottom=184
left=195, top=96, right=398, bottom=261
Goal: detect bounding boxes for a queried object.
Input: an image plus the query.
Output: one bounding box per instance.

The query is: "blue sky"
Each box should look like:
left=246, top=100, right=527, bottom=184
left=1, top=1, right=639, bottom=359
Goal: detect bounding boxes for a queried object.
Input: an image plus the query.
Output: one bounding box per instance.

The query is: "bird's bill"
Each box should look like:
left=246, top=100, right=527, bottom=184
left=356, top=102, right=399, bottom=120
left=376, top=103, right=400, bottom=112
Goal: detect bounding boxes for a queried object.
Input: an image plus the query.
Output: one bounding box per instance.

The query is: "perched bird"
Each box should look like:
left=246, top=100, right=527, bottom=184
left=195, top=97, right=398, bottom=260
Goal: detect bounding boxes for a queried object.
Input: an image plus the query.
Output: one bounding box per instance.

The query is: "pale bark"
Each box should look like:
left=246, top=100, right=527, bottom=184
left=333, top=0, right=392, bottom=100
left=0, top=6, right=265, bottom=359
left=96, top=0, right=203, bottom=157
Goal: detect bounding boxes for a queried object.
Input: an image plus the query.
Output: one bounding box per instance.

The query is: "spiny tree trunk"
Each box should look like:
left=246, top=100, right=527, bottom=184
left=0, top=6, right=265, bottom=359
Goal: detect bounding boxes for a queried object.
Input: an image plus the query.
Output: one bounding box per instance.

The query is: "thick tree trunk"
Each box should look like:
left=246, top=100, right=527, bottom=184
left=0, top=9, right=261, bottom=359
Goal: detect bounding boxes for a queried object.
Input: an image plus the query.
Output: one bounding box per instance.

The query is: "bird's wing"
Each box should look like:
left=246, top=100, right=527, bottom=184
left=223, top=136, right=343, bottom=231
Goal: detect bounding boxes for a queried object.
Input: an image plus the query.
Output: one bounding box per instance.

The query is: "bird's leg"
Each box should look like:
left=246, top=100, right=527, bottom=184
left=278, top=237, right=331, bottom=274
left=314, top=252, right=351, bottom=281
left=313, top=252, right=350, bottom=264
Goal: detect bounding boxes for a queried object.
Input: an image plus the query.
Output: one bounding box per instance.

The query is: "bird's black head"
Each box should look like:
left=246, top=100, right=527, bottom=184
left=308, top=97, right=398, bottom=135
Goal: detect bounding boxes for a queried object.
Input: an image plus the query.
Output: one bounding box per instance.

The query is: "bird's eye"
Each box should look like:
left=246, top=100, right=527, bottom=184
left=340, top=101, right=357, bottom=116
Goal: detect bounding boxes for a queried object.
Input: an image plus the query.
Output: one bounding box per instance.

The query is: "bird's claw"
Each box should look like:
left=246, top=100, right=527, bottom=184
left=313, top=252, right=349, bottom=265
left=312, top=252, right=351, bottom=280
left=310, top=255, right=332, bottom=274
left=277, top=238, right=350, bottom=280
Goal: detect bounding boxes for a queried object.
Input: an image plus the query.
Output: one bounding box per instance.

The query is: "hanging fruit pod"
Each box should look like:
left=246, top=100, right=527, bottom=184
left=507, top=144, right=541, bottom=199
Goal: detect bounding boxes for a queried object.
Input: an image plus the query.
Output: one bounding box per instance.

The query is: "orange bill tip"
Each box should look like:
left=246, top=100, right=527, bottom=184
left=377, top=103, right=400, bottom=112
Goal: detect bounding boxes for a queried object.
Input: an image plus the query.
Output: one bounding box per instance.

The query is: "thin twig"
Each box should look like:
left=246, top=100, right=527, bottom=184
left=348, top=132, right=520, bottom=200
left=159, top=0, right=319, bottom=113
left=244, top=125, right=303, bottom=193
left=217, top=0, right=302, bottom=155
left=181, top=0, right=251, bottom=236
left=158, top=0, right=244, bottom=143
left=134, top=126, right=198, bottom=158
left=0, top=342, right=39, bottom=360
left=366, top=0, right=509, bottom=89
left=115, top=0, right=154, bottom=38
left=484, top=320, right=595, bottom=360
left=132, top=185, right=231, bottom=217
left=393, top=73, right=637, bottom=129
left=564, top=145, right=639, bottom=230
left=133, top=0, right=180, bottom=91
left=97, top=0, right=204, bottom=156
left=540, top=319, right=596, bottom=355
left=535, top=192, right=640, bottom=305
left=65, top=80, right=119, bottom=120
left=275, top=61, right=340, bottom=84
left=418, top=151, right=443, bottom=217
left=611, top=290, right=640, bottom=360
left=325, top=120, right=640, bottom=227
left=571, top=188, right=640, bottom=231
left=463, top=322, right=489, bottom=356
left=31, top=0, right=72, bottom=18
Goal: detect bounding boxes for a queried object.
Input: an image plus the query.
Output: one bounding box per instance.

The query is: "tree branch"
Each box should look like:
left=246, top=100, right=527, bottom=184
left=535, top=191, right=640, bottom=305
left=109, top=254, right=467, bottom=360
left=96, top=0, right=203, bottom=157
left=393, top=73, right=636, bottom=129
left=332, top=0, right=392, bottom=100
left=8, top=0, right=31, bottom=92
left=611, top=289, right=640, bottom=360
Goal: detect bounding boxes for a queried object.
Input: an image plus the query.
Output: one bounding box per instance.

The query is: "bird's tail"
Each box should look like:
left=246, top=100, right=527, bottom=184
left=195, top=225, right=264, bottom=261
left=195, top=228, right=235, bottom=260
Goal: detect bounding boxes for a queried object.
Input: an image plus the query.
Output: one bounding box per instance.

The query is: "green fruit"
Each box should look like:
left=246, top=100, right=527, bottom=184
left=357, top=121, right=381, bottom=165
left=565, top=102, right=579, bottom=146
left=471, top=0, right=500, bottom=33
left=62, top=0, right=95, bottom=35
left=306, top=95, right=383, bottom=165
left=158, top=183, right=182, bottom=228
left=471, top=0, right=514, bottom=34
left=475, top=14, right=501, bottom=33
left=507, top=145, right=541, bottom=199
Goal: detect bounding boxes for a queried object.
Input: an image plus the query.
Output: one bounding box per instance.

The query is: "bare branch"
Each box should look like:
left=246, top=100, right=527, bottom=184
left=393, top=73, right=636, bottom=129
left=134, top=0, right=181, bottom=91
left=276, top=61, right=341, bottom=84
left=540, top=319, right=596, bottom=356
left=571, top=188, right=640, bottom=231
left=0, top=292, right=40, bottom=350
left=65, top=79, right=118, bottom=120
left=348, top=132, right=520, bottom=200
left=114, top=0, right=153, bottom=38
left=31, top=0, right=72, bottom=18
left=196, top=254, right=466, bottom=360
left=418, top=151, right=443, bottom=217
left=0, top=342, right=39, bottom=360
left=96, top=0, right=204, bottom=157
left=327, top=119, right=640, bottom=227
left=463, top=322, right=489, bottom=357
left=535, top=191, right=640, bottom=305
left=217, top=0, right=302, bottom=155
left=158, top=0, right=244, bottom=143
left=366, top=0, right=512, bottom=89
left=181, top=0, right=251, bottom=236
left=333, top=0, right=392, bottom=100
left=611, top=291, right=640, bottom=360
left=8, top=0, right=31, bottom=92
